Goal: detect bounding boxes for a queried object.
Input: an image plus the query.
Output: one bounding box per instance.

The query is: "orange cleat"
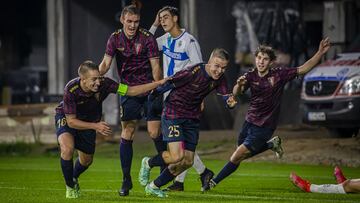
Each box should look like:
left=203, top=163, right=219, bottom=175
left=290, top=172, right=311, bottom=192
left=334, top=166, right=347, bottom=184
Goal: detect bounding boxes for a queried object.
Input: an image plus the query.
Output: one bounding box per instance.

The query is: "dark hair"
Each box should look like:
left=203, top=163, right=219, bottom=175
left=78, top=60, right=99, bottom=76
left=210, top=48, right=230, bottom=61
left=159, top=6, right=179, bottom=17
left=121, top=4, right=141, bottom=17
left=255, top=45, right=277, bottom=61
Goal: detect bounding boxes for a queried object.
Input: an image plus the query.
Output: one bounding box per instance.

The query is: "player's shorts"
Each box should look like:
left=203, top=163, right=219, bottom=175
left=161, top=118, right=200, bottom=152
left=237, top=121, right=274, bottom=156
left=55, top=113, right=96, bottom=154
left=120, top=95, right=162, bottom=121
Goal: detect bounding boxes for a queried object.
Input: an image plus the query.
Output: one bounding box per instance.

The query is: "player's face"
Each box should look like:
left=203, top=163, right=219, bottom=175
left=159, top=11, right=177, bottom=33
left=83, top=70, right=102, bottom=93
left=208, top=57, right=228, bottom=80
left=122, top=13, right=140, bottom=39
left=255, top=52, right=272, bottom=74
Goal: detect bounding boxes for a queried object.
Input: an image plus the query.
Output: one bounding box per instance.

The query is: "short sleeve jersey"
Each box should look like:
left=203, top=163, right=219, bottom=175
left=105, top=28, right=159, bottom=86
left=164, top=63, right=230, bottom=120
left=156, top=30, right=203, bottom=77
left=243, top=67, right=298, bottom=129
left=55, top=77, right=119, bottom=122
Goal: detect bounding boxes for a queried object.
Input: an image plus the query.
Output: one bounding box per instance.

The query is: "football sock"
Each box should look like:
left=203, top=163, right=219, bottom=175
left=310, top=184, right=346, bottom=194
left=120, top=138, right=133, bottom=179
left=61, top=158, right=74, bottom=188
left=193, top=153, right=206, bottom=174
left=73, top=158, right=88, bottom=179
left=148, top=153, right=166, bottom=168
left=153, top=168, right=176, bottom=188
left=213, top=161, right=239, bottom=184
left=175, top=169, right=187, bottom=183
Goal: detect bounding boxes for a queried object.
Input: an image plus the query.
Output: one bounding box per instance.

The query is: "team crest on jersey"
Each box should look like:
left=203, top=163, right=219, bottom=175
left=268, top=76, right=275, bottom=87
left=117, top=47, right=125, bottom=52
left=135, top=43, right=142, bottom=55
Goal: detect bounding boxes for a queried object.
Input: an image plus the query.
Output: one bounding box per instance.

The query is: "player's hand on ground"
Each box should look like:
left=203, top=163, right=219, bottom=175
left=226, top=95, right=237, bottom=108
left=236, top=75, right=247, bottom=86
left=318, top=37, right=331, bottom=55
left=95, top=121, right=112, bottom=136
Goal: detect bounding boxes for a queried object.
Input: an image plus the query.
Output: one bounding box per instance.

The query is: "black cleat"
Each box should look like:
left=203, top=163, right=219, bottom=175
left=200, top=168, right=214, bottom=192
left=165, top=181, right=184, bottom=191
left=118, top=177, right=133, bottom=196
left=202, top=179, right=216, bottom=192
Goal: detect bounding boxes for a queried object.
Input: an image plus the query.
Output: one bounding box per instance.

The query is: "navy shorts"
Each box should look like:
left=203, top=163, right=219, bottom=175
left=237, top=121, right=274, bottom=156
left=162, top=118, right=200, bottom=152
left=120, top=95, right=162, bottom=121
left=55, top=114, right=96, bottom=154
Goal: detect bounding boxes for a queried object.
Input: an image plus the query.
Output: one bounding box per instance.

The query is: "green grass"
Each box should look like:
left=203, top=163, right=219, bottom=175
left=0, top=143, right=359, bottom=203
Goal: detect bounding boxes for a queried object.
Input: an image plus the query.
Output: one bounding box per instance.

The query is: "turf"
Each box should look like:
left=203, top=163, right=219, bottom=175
left=0, top=143, right=359, bottom=203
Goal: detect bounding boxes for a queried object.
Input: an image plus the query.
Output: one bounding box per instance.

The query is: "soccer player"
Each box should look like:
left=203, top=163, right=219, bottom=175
left=55, top=60, right=167, bottom=198
left=147, top=6, right=214, bottom=191
left=98, top=5, right=163, bottom=196
left=139, top=48, right=237, bottom=198
left=290, top=166, right=360, bottom=194
left=203, top=38, right=331, bottom=191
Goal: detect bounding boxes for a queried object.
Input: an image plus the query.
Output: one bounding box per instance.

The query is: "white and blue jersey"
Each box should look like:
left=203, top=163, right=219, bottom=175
left=156, top=30, right=203, bottom=78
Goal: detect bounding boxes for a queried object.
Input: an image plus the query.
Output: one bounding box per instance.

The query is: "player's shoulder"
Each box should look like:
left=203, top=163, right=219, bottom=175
left=138, top=28, right=153, bottom=38
left=188, top=63, right=204, bottom=74
left=65, top=78, right=80, bottom=93
left=182, top=31, right=198, bottom=43
left=110, top=29, right=122, bottom=37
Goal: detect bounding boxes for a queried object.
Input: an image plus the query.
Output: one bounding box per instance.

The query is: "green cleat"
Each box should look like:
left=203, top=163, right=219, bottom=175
left=73, top=178, right=81, bottom=197
left=66, top=185, right=79, bottom=198
left=145, top=184, right=168, bottom=198
left=139, top=157, right=151, bottom=186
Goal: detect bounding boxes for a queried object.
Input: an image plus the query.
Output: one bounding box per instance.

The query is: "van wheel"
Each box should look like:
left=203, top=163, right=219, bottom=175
left=327, top=128, right=359, bottom=138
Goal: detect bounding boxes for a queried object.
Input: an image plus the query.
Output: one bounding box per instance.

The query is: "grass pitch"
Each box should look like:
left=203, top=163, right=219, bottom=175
left=0, top=142, right=359, bottom=203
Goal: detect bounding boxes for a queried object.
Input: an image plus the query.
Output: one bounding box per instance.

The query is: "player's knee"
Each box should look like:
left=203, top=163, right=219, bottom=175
left=121, top=126, right=135, bottom=138
left=60, top=146, right=74, bottom=159
left=230, top=153, right=246, bottom=164
left=342, top=179, right=358, bottom=193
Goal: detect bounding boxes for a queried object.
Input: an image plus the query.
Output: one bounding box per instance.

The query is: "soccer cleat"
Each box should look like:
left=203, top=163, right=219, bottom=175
left=267, top=136, right=284, bottom=159
left=165, top=181, right=184, bottom=191
left=334, top=166, right=347, bottom=184
left=202, top=179, right=217, bottom=192
left=73, top=178, right=81, bottom=197
left=66, top=185, right=79, bottom=198
left=145, top=184, right=168, bottom=198
left=200, top=168, right=214, bottom=192
left=139, top=157, right=151, bottom=186
left=119, top=176, right=133, bottom=196
left=290, top=172, right=311, bottom=192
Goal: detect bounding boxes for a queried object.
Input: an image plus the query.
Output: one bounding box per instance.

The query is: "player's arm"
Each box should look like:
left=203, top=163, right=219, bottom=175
left=65, top=114, right=112, bottom=136
left=150, top=57, right=162, bottom=81
left=99, top=55, right=113, bottom=76
left=217, top=77, right=237, bottom=109
left=297, top=38, right=331, bottom=75
left=118, top=78, right=169, bottom=96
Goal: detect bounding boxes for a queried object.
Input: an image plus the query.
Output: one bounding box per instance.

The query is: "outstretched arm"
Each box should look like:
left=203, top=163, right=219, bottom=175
left=124, top=78, right=169, bottom=96
left=65, top=114, right=112, bottom=136
left=99, top=55, right=113, bottom=76
left=233, top=75, right=247, bottom=96
left=297, top=38, right=331, bottom=75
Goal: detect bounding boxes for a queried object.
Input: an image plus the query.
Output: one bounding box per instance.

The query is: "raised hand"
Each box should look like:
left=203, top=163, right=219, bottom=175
left=318, top=37, right=331, bottom=55
left=237, top=75, right=247, bottom=86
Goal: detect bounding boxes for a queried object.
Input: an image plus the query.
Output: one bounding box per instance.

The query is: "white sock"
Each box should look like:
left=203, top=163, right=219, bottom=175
left=149, top=181, right=158, bottom=189
left=193, top=153, right=206, bottom=174
left=175, top=169, right=188, bottom=182
left=310, top=184, right=346, bottom=194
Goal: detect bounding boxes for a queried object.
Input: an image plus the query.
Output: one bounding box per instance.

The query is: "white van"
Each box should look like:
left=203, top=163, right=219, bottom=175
left=301, top=53, right=360, bottom=137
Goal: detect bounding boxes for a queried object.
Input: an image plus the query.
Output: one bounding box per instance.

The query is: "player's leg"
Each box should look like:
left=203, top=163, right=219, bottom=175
left=73, top=150, right=93, bottom=196
left=343, top=179, right=360, bottom=193
left=55, top=113, right=78, bottom=198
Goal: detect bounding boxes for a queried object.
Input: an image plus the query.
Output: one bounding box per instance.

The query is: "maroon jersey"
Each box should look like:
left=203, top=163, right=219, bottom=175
left=105, top=28, right=159, bottom=86
left=243, top=67, right=298, bottom=129
left=55, top=77, right=118, bottom=122
left=164, top=64, right=230, bottom=120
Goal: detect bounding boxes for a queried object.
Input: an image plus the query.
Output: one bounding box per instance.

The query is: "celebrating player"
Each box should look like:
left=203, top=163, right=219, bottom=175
left=147, top=6, right=214, bottom=191
left=55, top=60, right=167, bottom=198
left=98, top=4, right=163, bottom=196
left=203, top=38, right=331, bottom=191
left=139, top=48, right=237, bottom=198
left=290, top=166, right=360, bottom=194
